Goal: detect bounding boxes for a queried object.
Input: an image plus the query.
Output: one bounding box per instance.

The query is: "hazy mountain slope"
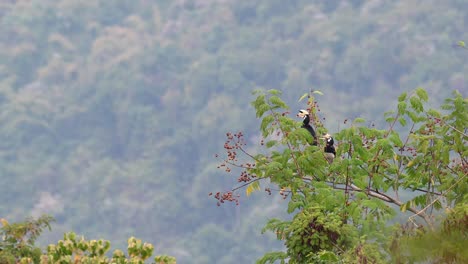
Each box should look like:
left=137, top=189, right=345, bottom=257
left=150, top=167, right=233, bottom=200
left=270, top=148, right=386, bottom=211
left=0, top=0, right=466, bottom=262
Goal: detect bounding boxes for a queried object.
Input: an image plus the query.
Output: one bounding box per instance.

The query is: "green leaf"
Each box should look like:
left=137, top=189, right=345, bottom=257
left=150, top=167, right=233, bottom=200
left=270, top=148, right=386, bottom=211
left=410, top=96, right=424, bottom=113
left=265, top=140, right=277, bottom=148
left=384, top=110, right=395, bottom=117
left=266, top=161, right=283, bottom=176
left=287, top=201, right=303, bottom=213
left=252, top=89, right=264, bottom=95
left=362, top=199, right=380, bottom=210
left=353, top=117, right=366, bottom=124
left=407, top=111, right=419, bottom=123
left=318, top=251, right=339, bottom=261
left=260, top=115, right=274, bottom=134
left=398, top=92, right=407, bottom=102
left=386, top=116, right=396, bottom=123
left=257, top=104, right=270, bottom=118
left=298, top=93, right=309, bottom=102
left=413, top=195, right=427, bottom=207
left=358, top=126, right=372, bottom=138
left=398, top=117, right=407, bottom=126
left=427, top=109, right=441, bottom=118
left=268, top=89, right=281, bottom=95
left=415, top=87, right=428, bottom=102
left=457, top=40, right=466, bottom=47
left=376, top=138, right=392, bottom=152
left=252, top=94, right=266, bottom=108
left=433, top=199, right=442, bottom=210
left=353, top=178, right=367, bottom=189
left=397, top=101, right=407, bottom=114
left=355, top=146, right=370, bottom=160
left=269, top=96, right=288, bottom=109
left=420, top=140, right=429, bottom=153
left=389, top=132, right=403, bottom=147
left=256, top=251, right=288, bottom=264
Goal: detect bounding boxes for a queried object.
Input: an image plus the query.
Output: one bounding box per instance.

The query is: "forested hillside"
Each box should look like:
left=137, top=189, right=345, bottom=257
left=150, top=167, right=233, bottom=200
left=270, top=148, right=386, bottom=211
left=0, top=0, right=466, bottom=262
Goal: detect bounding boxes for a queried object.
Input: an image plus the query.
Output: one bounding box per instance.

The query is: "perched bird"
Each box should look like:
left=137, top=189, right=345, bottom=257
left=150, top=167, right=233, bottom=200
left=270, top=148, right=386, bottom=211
left=323, top=133, right=336, bottom=163
left=297, top=109, right=318, bottom=146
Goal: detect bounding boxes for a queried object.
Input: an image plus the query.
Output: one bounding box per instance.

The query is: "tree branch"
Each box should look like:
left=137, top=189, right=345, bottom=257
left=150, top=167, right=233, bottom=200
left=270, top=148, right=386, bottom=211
left=325, top=181, right=433, bottom=226
left=231, top=178, right=263, bottom=192
left=408, top=173, right=467, bottom=226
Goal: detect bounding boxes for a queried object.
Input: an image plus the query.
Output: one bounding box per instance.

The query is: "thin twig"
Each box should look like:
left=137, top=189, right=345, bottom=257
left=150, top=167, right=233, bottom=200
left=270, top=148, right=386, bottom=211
left=408, top=173, right=467, bottom=224
left=231, top=178, right=263, bottom=192
left=223, top=159, right=252, bottom=169
left=436, top=118, right=468, bottom=137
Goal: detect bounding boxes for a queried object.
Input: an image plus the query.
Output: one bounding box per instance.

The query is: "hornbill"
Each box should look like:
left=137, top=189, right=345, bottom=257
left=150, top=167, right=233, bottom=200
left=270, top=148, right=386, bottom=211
left=323, top=133, right=336, bottom=163
left=297, top=109, right=318, bottom=146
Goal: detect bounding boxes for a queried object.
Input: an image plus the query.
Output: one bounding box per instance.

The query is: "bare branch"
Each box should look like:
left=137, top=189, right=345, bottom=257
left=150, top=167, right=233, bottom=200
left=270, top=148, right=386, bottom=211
left=232, top=178, right=263, bottom=192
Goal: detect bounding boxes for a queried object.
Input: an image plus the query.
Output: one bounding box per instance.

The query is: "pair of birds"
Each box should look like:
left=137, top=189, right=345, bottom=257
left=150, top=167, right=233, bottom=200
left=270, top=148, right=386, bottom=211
left=297, top=109, right=335, bottom=163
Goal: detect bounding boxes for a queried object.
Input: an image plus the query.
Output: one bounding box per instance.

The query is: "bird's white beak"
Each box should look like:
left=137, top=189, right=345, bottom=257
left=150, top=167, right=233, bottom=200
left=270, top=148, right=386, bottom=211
left=297, top=110, right=309, bottom=118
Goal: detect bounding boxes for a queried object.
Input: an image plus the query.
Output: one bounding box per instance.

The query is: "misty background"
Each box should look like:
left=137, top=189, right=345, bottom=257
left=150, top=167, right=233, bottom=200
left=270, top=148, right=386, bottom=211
left=0, top=0, right=466, bottom=262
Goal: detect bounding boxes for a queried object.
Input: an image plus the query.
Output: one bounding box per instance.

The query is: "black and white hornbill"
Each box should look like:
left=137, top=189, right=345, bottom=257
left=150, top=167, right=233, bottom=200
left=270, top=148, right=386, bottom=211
left=323, top=133, right=336, bottom=163
left=297, top=109, right=318, bottom=146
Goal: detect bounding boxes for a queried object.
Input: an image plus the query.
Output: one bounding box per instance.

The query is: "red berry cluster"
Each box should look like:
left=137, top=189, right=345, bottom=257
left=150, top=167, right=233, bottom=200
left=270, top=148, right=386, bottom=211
left=216, top=163, right=230, bottom=172
left=215, top=132, right=247, bottom=173
left=212, top=131, right=259, bottom=206
left=312, top=101, right=320, bottom=112
left=432, top=117, right=442, bottom=124
left=400, top=146, right=418, bottom=157
left=279, top=188, right=289, bottom=199
left=310, top=101, right=326, bottom=128
left=238, top=170, right=254, bottom=182
left=224, top=132, right=245, bottom=162
left=362, top=137, right=377, bottom=149
left=420, top=116, right=443, bottom=135
left=209, top=191, right=240, bottom=206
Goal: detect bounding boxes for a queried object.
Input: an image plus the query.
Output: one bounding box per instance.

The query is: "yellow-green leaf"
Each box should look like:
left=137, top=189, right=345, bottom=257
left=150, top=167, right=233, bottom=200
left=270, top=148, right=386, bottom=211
left=298, top=93, right=309, bottom=102
left=400, top=202, right=407, bottom=213
left=312, top=90, right=324, bottom=95
left=246, top=181, right=261, bottom=196
left=0, top=218, right=8, bottom=226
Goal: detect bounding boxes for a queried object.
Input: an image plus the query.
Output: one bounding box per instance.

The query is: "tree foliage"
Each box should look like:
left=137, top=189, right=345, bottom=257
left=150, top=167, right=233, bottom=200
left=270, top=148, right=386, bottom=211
left=214, top=88, right=467, bottom=263
left=0, top=216, right=176, bottom=264
left=0, top=215, right=53, bottom=263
